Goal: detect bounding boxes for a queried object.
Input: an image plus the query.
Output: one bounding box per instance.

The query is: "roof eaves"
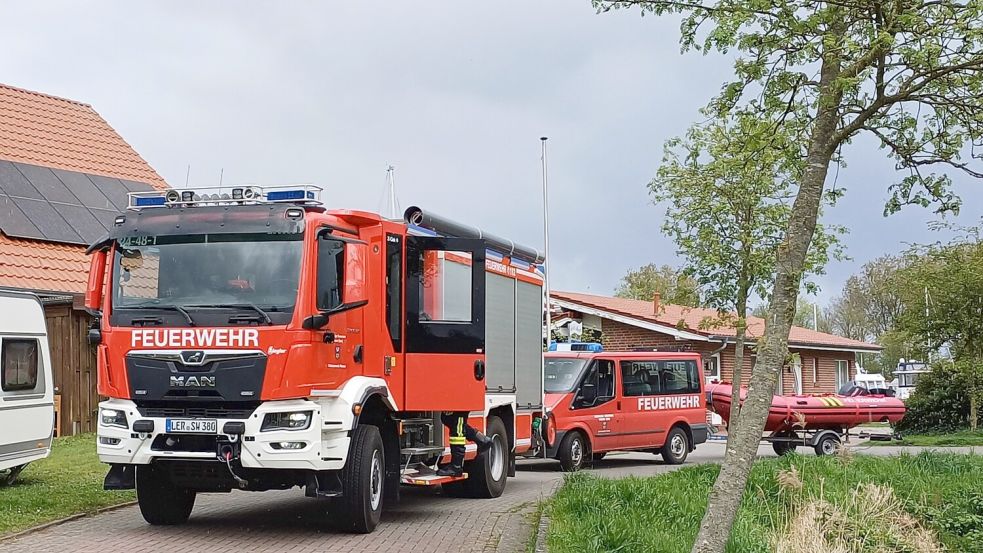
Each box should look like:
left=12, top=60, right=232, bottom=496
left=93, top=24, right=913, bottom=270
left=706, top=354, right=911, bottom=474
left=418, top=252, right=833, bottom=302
left=552, top=298, right=710, bottom=342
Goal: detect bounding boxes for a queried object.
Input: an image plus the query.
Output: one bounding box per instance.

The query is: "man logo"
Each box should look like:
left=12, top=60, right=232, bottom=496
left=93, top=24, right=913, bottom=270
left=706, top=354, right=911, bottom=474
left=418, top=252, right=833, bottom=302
left=170, top=375, right=216, bottom=388
left=181, top=350, right=206, bottom=365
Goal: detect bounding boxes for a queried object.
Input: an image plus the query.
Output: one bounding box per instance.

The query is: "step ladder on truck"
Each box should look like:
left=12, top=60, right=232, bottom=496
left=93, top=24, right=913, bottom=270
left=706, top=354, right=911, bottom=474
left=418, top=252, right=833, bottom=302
left=85, top=186, right=547, bottom=533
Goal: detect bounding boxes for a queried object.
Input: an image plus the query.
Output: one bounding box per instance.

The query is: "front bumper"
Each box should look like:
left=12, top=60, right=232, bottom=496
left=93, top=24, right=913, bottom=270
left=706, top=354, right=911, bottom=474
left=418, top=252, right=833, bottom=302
left=96, top=398, right=351, bottom=471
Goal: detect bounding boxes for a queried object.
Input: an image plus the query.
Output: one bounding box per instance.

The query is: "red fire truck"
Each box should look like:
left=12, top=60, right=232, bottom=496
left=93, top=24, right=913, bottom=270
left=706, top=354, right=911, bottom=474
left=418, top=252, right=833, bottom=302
left=542, top=350, right=708, bottom=471
left=85, top=186, right=546, bottom=533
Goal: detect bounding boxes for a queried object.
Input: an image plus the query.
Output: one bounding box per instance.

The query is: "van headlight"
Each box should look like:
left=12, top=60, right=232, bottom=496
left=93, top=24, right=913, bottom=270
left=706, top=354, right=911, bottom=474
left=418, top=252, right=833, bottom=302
left=261, top=411, right=312, bottom=431
left=100, top=408, right=128, bottom=429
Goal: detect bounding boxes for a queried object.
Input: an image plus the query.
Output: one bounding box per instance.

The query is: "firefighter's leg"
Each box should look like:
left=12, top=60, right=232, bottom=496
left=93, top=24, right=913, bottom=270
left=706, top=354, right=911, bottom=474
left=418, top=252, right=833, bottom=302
left=462, top=422, right=494, bottom=454
left=437, top=413, right=466, bottom=477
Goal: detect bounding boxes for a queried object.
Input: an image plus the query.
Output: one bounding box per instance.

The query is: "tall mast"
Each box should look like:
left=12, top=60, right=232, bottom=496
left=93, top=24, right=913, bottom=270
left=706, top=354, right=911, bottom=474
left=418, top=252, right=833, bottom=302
left=541, top=137, right=551, bottom=344
left=386, top=165, right=399, bottom=219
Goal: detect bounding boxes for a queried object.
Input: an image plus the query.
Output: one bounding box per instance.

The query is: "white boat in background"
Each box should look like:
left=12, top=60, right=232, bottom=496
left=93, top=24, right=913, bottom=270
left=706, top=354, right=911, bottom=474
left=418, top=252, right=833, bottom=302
left=891, top=358, right=930, bottom=401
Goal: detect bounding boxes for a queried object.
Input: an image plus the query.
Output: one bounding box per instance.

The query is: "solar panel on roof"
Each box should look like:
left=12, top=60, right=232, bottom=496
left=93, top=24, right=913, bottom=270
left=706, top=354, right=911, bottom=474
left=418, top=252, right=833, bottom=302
left=0, top=161, right=158, bottom=246
left=0, top=194, right=45, bottom=241
left=15, top=163, right=79, bottom=204
left=0, top=160, right=43, bottom=200
left=10, top=196, right=83, bottom=244
left=51, top=169, right=117, bottom=210
left=85, top=174, right=131, bottom=211
left=52, top=203, right=107, bottom=243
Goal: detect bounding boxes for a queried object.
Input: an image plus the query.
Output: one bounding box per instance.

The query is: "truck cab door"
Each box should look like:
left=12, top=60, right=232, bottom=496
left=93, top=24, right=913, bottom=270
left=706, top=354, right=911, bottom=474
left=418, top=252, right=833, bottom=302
left=403, top=236, right=485, bottom=411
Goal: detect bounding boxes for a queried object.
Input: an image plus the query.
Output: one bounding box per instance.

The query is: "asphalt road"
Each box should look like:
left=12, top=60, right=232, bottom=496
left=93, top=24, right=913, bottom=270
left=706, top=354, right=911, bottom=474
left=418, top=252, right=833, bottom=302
left=0, top=441, right=977, bottom=553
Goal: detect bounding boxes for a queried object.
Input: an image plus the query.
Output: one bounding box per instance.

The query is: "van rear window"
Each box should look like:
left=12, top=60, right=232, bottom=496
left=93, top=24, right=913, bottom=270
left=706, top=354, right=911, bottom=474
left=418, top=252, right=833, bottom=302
left=2, top=339, right=39, bottom=392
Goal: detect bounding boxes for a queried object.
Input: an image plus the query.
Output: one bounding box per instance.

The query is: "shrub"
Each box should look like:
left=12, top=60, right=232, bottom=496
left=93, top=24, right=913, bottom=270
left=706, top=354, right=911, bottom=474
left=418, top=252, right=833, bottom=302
left=897, top=362, right=970, bottom=433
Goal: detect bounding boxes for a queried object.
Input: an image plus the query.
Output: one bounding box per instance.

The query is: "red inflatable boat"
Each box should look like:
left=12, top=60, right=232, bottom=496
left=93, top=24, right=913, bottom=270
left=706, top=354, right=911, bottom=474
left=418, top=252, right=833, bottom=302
left=706, top=381, right=906, bottom=433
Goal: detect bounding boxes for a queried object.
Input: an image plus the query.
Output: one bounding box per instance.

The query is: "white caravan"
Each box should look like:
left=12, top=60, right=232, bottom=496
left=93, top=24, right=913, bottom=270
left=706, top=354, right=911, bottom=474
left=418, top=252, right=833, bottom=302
left=0, top=290, right=54, bottom=484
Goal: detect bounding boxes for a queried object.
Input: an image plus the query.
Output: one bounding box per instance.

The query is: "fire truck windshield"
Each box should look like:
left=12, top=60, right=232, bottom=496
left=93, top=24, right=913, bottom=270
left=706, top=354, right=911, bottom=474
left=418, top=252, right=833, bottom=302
left=544, top=357, right=589, bottom=393
left=112, top=233, right=304, bottom=315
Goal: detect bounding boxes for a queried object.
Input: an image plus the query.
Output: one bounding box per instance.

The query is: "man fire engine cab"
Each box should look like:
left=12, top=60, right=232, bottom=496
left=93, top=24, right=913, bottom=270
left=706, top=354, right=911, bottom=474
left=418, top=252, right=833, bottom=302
left=86, top=186, right=547, bottom=533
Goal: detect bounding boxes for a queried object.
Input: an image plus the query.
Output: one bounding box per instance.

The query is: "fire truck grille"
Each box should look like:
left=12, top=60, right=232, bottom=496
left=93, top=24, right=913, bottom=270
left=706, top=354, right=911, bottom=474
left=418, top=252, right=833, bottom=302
left=136, top=402, right=259, bottom=419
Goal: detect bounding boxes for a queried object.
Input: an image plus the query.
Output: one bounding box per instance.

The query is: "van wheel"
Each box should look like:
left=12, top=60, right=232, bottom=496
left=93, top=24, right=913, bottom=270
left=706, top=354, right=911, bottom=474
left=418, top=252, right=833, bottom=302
left=558, top=431, right=588, bottom=472
left=661, top=426, right=689, bottom=465
left=337, top=424, right=385, bottom=533
left=136, top=464, right=196, bottom=525
left=814, top=434, right=840, bottom=456
left=462, top=416, right=508, bottom=498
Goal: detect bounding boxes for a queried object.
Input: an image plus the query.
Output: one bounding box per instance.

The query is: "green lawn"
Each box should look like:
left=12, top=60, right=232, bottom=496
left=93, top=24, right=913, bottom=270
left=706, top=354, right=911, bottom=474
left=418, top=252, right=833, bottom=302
left=546, top=452, right=983, bottom=553
left=0, top=433, right=134, bottom=536
left=872, top=430, right=983, bottom=447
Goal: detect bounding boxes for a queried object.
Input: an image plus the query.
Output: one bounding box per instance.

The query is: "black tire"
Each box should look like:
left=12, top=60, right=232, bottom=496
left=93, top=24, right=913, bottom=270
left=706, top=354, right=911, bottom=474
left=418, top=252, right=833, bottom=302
left=338, top=424, right=385, bottom=533
left=462, top=416, right=509, bottom=498
left=772, top=431, right=798, bottom=456
left=557, top=431, right=588, bottom=472
left=814, top=433, right=840, bottom=456
left=136, top=464, right=196, bottom=525
left=661, top=426, right=689, bottom=465
left=592, top=452, right=607, bottom=462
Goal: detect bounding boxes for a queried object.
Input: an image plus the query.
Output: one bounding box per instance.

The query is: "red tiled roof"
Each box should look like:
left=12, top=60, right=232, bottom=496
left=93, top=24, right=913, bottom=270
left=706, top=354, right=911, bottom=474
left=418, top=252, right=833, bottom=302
left=552, top=290, right=881, bottom=352
left=0, top=83, right=167, bottom=190
left=0, top=234, right=88, bottom=294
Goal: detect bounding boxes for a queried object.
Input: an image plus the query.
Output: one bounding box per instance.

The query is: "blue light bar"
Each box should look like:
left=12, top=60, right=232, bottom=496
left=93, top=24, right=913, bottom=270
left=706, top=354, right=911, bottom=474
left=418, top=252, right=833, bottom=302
left=548, top=342, right=603, bottom=352
left=134, top=196, right=166, bottom=207
left=266, top=189, right=315, bottom=202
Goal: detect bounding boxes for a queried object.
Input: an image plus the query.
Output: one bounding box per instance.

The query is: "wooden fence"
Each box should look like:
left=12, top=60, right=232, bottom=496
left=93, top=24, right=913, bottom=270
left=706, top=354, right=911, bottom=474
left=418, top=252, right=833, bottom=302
left=44, top=301, right=98, bottom=436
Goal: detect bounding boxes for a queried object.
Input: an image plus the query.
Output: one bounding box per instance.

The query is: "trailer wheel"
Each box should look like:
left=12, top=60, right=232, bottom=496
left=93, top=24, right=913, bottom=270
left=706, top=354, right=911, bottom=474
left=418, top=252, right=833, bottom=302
left=136, top=464, right=195, bottom=525
left=814, top=433, right=840, bottom=456
left=338, top=424, right=385, bottom=533
left=461, top=416, right=509, bottom=498
left=661, top=426, right=689, bottom=465
left=772, top=431, right=798, bottom=456
left=558, top=431, right=588, bottom=472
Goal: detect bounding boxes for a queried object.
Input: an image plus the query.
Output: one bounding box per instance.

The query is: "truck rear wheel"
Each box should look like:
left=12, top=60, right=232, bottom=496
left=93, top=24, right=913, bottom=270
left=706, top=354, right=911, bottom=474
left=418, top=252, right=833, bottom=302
left=136, top=464, right=196, bottom=525
left=461, top=415, right=508, bottom=498
left=661, top=426, right=689, bottom=465
left=338, top=424, right=385, bottom=533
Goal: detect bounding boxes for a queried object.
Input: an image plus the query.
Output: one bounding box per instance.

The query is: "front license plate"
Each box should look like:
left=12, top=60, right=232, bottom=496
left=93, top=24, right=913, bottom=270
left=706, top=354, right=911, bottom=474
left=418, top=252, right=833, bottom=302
left=165, top=418, right=217, bottom=434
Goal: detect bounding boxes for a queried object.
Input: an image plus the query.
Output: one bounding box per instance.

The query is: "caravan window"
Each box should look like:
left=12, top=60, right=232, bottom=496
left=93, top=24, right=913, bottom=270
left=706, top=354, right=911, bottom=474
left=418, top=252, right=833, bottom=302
left=2, top=339, right=40, bottom=392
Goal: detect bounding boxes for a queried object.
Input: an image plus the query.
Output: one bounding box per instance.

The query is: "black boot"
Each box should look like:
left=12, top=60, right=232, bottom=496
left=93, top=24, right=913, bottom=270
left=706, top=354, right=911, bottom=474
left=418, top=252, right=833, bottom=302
left=437, top=446, right=465, bottom=477
left=474, top=432, right=494, bottom=454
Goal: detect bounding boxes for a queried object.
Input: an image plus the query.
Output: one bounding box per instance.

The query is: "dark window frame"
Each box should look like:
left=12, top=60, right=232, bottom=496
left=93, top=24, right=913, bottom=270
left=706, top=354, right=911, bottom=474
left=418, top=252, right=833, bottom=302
left=386, top=233, right=403, bottom=352
left=2, top=338, right=40, bottom=392
left=316, top=235, right=346, bottom=312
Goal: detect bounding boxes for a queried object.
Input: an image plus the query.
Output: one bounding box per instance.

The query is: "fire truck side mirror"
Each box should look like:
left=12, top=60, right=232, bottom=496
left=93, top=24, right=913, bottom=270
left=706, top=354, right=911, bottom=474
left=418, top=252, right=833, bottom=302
left=84, top=249, right=107, bottom=313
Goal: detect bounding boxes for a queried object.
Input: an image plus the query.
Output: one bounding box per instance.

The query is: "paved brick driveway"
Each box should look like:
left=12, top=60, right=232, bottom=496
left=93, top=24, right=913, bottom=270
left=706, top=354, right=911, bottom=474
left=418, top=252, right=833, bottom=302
left=2, top=442, right=972, bottom=553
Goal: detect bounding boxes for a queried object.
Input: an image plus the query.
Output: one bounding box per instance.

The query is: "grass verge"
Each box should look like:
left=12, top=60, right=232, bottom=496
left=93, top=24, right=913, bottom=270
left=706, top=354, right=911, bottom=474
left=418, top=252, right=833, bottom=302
left=0, top=433, right=133, bottom=537
left=546, top=452, right=983, bottom=553
left=870, top=430, right=983, bottom=447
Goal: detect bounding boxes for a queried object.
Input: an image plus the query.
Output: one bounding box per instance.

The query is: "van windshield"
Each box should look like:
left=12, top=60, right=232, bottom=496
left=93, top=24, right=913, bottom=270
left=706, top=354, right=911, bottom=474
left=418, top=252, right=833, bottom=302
left=544, top=357, right=588, bottom=393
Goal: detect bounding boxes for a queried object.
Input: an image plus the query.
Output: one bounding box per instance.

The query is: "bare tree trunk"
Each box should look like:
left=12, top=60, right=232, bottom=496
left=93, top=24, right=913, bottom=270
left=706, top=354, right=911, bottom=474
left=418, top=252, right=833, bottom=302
left=728, top=323, right=746, bottom=429
left=690, top=51, right=844, bottom=553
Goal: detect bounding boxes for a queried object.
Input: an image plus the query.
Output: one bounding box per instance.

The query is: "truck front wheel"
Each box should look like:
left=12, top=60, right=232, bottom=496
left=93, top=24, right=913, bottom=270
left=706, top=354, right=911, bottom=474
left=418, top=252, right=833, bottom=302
left=136, top=464, right=196, bottom=525
left=338, top=424, right=385, bottom=533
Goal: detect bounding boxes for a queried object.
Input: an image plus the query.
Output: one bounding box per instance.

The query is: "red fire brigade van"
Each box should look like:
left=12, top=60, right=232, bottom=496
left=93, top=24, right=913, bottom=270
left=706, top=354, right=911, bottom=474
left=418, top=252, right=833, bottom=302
left=84, top=186, right=546, bottom=533
left=541, top=350, right=708, bottom=471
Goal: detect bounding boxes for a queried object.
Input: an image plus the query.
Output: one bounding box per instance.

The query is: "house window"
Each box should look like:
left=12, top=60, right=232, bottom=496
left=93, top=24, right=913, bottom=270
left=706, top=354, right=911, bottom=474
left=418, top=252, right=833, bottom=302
left=835, top=360, right=850, bottom=389
left=812, top=357, right=818, bottom=384
left=2, top=339, right=40, bottom=392
left=702, top=354, right=720, bottom=383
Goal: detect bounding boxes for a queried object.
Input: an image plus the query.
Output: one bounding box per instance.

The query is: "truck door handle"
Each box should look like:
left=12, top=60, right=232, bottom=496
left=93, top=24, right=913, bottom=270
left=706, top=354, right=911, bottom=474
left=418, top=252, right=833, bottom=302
left=617, top=401, right=622, bottom=410
left=474, top=360, right=485, bottom=381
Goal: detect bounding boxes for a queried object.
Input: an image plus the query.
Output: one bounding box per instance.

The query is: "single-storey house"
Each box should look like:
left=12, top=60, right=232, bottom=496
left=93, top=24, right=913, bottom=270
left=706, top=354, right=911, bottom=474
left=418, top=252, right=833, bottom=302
left=551, top=291, right=882, bottom=401
left=0, top=83, right=168, bottom=435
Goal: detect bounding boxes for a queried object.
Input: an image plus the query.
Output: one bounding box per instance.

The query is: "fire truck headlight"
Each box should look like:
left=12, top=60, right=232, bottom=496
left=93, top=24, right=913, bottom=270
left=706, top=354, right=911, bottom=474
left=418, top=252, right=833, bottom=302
left=100, top=408, right=128, bottom=429
left=261, top=411, right=313, bottom=431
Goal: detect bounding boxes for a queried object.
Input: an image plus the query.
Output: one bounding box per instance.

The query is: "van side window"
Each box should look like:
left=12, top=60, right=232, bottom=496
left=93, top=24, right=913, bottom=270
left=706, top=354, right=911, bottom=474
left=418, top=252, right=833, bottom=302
left=2, top=339, right=39, bottom=392
left=620, top=360, right=701, bottom=396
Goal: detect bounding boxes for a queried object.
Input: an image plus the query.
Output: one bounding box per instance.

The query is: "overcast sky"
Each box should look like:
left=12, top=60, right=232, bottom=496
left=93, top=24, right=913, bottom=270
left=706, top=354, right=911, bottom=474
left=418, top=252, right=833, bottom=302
left=3, top=1, right=981, bottom=307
